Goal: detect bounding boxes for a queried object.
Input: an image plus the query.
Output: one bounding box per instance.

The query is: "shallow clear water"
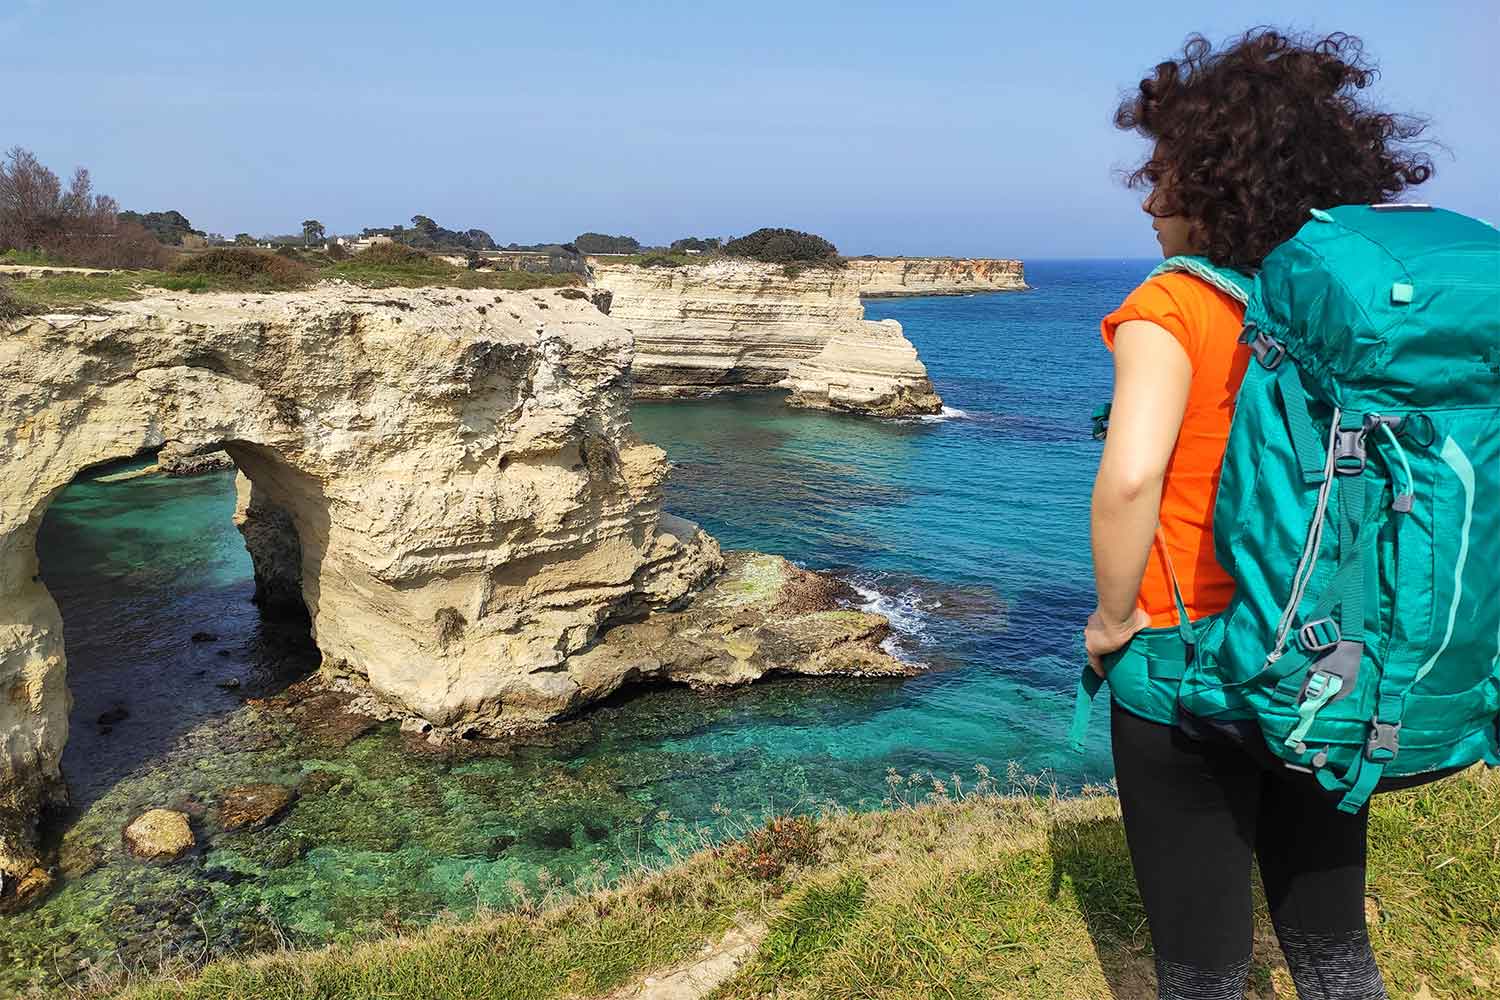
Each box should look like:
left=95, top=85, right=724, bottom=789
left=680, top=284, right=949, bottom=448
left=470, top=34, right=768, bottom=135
left=1, top=258, right=1154, bottom=993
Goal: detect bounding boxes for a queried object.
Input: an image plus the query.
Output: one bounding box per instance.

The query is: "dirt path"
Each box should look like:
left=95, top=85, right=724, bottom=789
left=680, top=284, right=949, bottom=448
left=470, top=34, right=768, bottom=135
left=600, top=920, right=767, bottom=1000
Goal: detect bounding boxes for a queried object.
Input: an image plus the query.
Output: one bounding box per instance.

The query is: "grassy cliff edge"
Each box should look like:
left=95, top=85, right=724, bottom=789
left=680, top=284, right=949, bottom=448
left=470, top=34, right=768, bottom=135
left=91, top=765, right=1498, bottom=1000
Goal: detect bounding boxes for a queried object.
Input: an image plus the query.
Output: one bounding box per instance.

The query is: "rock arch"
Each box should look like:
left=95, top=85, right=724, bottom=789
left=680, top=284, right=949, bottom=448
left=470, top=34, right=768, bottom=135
left=0, top=287, right=720, bottom=903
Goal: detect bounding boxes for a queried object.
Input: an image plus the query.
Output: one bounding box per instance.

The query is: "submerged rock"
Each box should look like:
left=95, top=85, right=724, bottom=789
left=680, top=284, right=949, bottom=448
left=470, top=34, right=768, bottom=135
left=122, top=809, right=194, bottom=862
left=217, top=784, right=295, bottom=832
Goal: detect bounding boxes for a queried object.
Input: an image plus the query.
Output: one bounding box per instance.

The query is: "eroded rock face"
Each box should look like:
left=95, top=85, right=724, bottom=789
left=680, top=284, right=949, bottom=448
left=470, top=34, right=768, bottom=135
left=342, top=550, right=916, bottom=738
left=0, top=285, right=720, bottom=893
left=589, top=259, right=942, bottom=416
left=785, top=319, right=944, bottom=417
left=847, top=257, right=1028, bottom=297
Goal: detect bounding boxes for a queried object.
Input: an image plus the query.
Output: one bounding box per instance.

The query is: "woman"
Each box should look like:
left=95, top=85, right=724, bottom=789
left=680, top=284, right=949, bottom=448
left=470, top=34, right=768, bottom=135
left=1086, top=29, right=1432, bottom=1000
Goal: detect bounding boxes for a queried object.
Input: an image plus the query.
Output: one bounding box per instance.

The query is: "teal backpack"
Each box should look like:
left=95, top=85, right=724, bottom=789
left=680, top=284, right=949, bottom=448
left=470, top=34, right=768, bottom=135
left=1073, top=203, right=1500, bottom=813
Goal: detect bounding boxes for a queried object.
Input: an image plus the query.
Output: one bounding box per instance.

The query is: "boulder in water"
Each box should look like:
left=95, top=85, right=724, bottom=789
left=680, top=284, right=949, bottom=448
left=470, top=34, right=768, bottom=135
left=122, top=809, right=195, bottom=862
left=217, top=784, right=296, bottom=832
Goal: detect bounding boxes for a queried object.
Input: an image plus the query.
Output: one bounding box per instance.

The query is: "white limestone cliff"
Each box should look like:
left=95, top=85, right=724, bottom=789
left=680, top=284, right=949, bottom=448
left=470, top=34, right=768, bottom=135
left=589, top=259, right=942, bottom=416
left=847, top=257, right=1028, bottom=297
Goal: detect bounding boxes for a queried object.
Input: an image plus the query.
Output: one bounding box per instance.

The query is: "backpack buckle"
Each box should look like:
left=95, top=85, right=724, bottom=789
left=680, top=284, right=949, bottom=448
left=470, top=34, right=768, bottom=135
left=1245, top=329, right=1286, bottom=369
left=1091, top=403, right=1111, bottom=441
left=1333, top=428, right=1367, bottom=475
left=1296, top=618, right=1341, bottom=654
left=1366, top=720, right=1401, bottom=763
left=1298, top=640, right=1362, bottom=706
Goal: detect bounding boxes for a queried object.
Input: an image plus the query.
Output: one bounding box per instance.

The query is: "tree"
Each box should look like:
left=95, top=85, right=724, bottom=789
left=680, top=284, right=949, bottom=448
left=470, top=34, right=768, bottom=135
left=234, top=233, right=255, bottom=246
left=302, top=219, right=325, bottom=245
left=118, top=209, right=203, bottom=246
left=573, top=232, right=641, bottom=255
left=670, top=236, right=721, bottom=253
left=463, top=228, right=496, bottom=251
left=723, top=228, right=840, bottom=265
left=0, top=146, right=167, bottom=268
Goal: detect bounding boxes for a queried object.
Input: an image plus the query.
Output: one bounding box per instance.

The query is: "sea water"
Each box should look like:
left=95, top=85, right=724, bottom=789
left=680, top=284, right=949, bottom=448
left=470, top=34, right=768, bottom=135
left=1, top=259, right=1152, bottom=992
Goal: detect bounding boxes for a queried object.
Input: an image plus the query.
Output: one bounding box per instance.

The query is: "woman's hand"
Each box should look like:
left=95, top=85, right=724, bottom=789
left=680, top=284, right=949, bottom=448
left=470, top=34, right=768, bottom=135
left=1085, top=607, right=1152, bottom=677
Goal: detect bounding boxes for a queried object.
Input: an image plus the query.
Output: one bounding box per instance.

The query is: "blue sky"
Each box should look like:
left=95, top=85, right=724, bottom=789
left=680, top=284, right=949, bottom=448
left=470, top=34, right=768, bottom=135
left=3, top=1, right=1494, bottom=257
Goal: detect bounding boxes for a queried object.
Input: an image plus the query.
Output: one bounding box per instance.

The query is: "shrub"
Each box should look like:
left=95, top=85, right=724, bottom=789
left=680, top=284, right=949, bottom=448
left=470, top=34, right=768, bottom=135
left=670, top=236, right=721, bottom=253
left=350, top=242, right=436, bottom=267
left=0, top=279, right=27, bottom=322
left=723, top=227, right=842, bottom=266
left=726, top=814, right=821, bottom=882
left=634, top=251, right=687, bottom=268
left=169, top=248, right=313, bottom=288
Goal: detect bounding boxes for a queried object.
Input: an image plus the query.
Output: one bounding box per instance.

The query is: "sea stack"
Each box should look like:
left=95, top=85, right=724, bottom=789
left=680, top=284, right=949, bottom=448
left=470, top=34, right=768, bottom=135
left=589, top=257, right=943, bottom=417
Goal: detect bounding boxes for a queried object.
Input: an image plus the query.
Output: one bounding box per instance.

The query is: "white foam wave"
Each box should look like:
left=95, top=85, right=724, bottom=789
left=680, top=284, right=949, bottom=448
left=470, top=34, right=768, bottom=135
left=844, top=575, right=943, bottom=670
left=909, top=405, right=969, bottom=424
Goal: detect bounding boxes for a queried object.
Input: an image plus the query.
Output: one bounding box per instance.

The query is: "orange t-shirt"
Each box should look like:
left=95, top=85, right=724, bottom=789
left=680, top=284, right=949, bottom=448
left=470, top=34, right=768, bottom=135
left=1101, top=271, right=1251, bottom=627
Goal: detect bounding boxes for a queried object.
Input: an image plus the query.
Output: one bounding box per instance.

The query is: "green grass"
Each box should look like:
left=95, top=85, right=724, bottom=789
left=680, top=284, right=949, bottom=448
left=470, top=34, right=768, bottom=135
left=88, top=765, right=1497, bottom=1000
left=4, top=272, right=146, bottom=311
left=1, top=248, right=73, bottom=267
left=319, top=254, right=582, bottom=291
left=611, top=251, right=714, bottom=268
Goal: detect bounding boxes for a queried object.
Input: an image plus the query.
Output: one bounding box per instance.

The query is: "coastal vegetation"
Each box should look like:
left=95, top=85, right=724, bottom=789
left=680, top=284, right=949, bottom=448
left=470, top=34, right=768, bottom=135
left=359, top=214, right=496, bottom=251
left=573, top=232, right=643, bottom=255
left=0, top=243, right=581, bottom=315
left=85, top=765, right=1496, bottom=999
left=671, top=236, right=722, bottom=252
left=723, top=227, right=843, bottom=268
left=600, top=229, right=847, bottom=278
left=118, top=210, right=206, bottom=247
left=0, top=147, right=170, bottom=270
left=324, top=242, right=579, bottom=290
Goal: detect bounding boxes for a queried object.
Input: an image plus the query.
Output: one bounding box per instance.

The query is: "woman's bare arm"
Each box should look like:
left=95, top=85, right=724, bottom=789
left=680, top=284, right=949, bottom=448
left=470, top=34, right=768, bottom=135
left=1085, top=319, right=1192, bottom=670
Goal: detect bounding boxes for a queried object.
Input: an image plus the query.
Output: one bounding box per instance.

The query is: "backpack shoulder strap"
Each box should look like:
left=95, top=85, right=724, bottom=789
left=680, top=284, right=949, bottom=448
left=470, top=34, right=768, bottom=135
left=1149, top=255, right=1254, bottom=305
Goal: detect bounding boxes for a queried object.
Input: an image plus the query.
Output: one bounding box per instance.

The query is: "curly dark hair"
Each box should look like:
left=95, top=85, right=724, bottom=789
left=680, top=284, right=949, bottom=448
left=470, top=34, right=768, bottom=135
left=1116, top=29, right=1435, bottom=271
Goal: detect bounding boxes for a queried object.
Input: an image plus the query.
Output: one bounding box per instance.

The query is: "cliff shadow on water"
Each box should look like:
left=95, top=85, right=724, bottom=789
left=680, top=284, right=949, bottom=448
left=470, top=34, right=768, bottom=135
left=35, top=456, right=320, bottom=815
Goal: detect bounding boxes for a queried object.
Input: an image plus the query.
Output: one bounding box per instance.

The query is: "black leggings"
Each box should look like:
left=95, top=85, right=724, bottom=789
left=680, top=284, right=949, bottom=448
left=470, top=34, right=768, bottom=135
left=1111, top=702, right=1387, bottom=1000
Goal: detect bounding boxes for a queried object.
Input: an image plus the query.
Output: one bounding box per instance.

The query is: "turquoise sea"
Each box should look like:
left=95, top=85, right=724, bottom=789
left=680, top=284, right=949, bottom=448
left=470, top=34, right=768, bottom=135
left=3, top=259, right=1152, bottom=992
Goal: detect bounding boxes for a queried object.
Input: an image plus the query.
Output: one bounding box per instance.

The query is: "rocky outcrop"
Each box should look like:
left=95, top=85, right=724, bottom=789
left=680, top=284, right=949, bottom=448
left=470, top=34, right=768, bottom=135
left=157, top=441, right=234, bottom=476
left=233, top=473, right=307, bottom=618
left=589, top=259, right=942, bottom=416
left=330, top=548, right=912, bottom=738
left=847, top=257, right=1028, bottom=297
left=785, top=320, right=943, bottom=416
left=0, top=285, right=721, bottom=896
